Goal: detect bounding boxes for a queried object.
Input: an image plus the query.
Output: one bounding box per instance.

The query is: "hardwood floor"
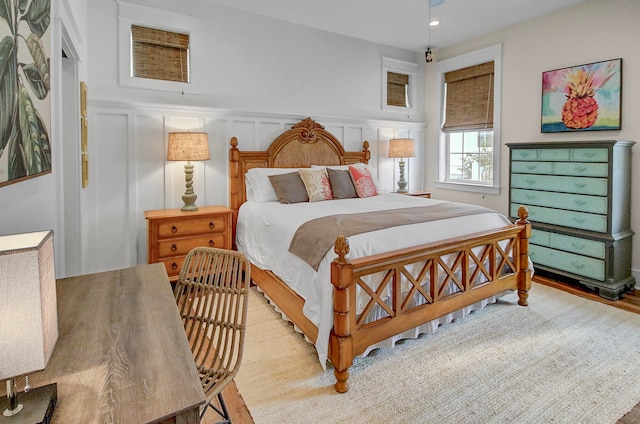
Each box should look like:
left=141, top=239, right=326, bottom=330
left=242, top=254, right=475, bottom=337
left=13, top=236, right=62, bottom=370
left=212, top=276, right=640, bottom=424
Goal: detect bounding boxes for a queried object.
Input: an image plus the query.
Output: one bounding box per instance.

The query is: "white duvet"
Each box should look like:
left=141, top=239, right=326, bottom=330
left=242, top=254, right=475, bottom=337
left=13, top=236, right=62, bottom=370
left=236, top=193, right=514, bottom=367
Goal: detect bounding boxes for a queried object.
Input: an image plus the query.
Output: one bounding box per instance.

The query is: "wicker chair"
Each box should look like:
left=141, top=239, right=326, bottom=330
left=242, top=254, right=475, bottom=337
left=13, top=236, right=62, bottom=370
left=174, top=247, right=251, bottom=423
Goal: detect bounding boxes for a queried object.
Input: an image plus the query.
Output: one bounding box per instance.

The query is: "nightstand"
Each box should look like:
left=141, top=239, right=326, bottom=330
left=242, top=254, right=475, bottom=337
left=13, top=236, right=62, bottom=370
left=399, top=191, right=431, bottom=198
left=145, top=206, right=233, bottom=282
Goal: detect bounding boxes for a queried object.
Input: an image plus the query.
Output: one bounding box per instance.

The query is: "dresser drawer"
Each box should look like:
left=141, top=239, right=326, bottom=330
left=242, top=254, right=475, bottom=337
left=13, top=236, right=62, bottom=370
left=511, top=174, right=607, bottom=196
left=511, top=162, right=555, bottom=174
left=157, top=234, right=227, bottom=259
left=571, top=148, right=608, bottom=162
left=549, top=232, right=606, bottom=259
left=552, top=162, right=608, bottom=177
left=510, top=204, right=607, bottom=232
left=538, top=148, right=571, bottom=161
left=511, top=189, right=607, bottom=214
left=529, top=244, right=605, bottom=281
left=157, top=215, right=227, bottom=238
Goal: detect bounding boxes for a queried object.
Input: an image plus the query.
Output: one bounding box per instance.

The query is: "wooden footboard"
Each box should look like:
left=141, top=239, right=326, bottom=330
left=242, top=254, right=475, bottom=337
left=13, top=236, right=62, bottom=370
left=329, top=206, right=531, bottom=393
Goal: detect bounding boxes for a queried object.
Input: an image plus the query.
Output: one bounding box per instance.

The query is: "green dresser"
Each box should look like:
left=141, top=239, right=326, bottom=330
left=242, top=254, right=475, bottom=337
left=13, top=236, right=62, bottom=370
left=508, top=140, right=635, bottom=300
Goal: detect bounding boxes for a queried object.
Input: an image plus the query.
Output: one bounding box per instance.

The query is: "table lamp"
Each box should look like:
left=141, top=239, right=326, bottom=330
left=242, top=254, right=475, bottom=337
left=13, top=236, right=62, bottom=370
left=388, top=138, right=415, bottom=193
left=167, top=132, right=210, bottom=211
left=0, top=230, right=58, bottom=421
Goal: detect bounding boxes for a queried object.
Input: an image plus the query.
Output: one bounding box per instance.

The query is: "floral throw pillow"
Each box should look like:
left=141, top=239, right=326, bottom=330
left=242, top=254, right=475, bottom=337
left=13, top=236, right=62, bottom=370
left=349, top=165, right=378, bottom=198
left=299, top=168, right=334, bottom=202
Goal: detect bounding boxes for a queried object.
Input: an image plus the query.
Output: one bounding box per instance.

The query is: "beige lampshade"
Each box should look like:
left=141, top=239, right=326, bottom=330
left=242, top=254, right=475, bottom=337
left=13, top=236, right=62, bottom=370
left=388, top=138, right=415, bottom=159
left=167, top=132, right=210, bottom=161
left=0, top=230, right=58, bottom=380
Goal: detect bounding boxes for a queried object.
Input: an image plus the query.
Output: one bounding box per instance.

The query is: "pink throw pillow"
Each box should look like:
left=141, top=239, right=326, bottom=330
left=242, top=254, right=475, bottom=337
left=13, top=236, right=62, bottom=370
left=348, top=165, right=378, bottom=198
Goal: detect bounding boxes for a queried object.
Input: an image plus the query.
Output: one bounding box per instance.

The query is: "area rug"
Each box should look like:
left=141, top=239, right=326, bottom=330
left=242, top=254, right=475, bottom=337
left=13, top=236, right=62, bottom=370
left=235, top=283, right=640, bottom=424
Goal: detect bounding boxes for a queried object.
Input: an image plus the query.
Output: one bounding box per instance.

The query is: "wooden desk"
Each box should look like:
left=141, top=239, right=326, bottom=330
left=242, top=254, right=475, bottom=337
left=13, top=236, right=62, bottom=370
left=2, top=264, right=206, bottom=423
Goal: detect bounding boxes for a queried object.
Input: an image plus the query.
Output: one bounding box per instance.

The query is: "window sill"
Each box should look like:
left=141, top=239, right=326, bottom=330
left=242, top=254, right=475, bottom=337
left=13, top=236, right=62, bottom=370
left=434, top=181, right=500, bottom=195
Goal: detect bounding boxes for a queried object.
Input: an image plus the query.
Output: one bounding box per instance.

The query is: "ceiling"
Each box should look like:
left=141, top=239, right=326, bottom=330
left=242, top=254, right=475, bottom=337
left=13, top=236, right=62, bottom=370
left=204, top=0, right=588, bottom=52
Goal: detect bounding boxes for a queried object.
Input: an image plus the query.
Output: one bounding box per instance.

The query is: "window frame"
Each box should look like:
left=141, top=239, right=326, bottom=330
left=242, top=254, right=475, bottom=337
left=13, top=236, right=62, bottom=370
left=434, top=44, right=502, bottom=195
left=118, top=1, right=200, bottom=93
left=382, top=57, right=418, bottom=113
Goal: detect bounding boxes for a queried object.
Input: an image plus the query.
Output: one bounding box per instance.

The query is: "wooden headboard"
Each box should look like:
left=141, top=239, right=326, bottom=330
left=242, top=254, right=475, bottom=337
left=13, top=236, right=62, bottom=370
left=229, top=117, right=370, bottom=213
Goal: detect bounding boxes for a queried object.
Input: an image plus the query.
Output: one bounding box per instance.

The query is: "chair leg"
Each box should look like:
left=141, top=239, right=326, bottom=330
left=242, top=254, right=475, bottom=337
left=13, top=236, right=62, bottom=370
left=199, top=392, right=232, bottom=424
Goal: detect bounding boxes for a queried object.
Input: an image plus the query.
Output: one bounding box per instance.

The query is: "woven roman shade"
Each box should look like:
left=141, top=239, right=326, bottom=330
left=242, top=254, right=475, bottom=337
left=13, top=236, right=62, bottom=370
left=131, top=25, right=189, bottom=83
left=442, top=61, right=494, bottom=131
left=387, top=71, right=409, bottom=107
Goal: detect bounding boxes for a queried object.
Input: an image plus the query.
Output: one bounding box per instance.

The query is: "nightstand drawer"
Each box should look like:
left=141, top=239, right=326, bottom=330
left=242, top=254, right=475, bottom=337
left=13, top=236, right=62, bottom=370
left=157, top=215, right=227, bottom=238
left=160, top=257, right=186, bottom=279
left=157, top=234, right=226, bottom=258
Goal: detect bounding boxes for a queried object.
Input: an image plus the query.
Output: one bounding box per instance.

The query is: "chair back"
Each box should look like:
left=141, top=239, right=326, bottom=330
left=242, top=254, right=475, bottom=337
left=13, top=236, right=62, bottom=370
left=174, top=247, right=251, bottom=399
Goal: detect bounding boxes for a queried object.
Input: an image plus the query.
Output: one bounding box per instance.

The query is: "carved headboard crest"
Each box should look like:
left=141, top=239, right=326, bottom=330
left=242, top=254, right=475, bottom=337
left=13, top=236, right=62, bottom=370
left=293, top=117, right=324, bottom=144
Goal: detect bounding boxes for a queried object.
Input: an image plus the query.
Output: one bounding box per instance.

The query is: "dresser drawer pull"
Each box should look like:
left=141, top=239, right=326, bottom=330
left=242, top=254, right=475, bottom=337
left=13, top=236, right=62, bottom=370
left=526, top=165, right=537, bottom=171
left=171, top=226, right=178, bottom=233
left=571, top=242, right=585, bottom=250
left=171, top=262, right=178, bottom=270
left=574, top=200, right=586, bottom=206
left=574, top=166, right=587, bottom=172
left=209, top=240, right=215, bottom=247
left=573, top=217, right=586, bottom=224
left=209, top=222, right=215, bottom=229
left=171, top=244, right=177, bottom=252
left=574, top=182, right=586, bottom=188
left=571, top=261, right=585, bottom=269
left=525, top=194, right=536, bottom=200
left=583, top=152, right=596, bottom=158
left=520, top=152, right=531, bottom=157
left=525, top=179, right=536, bottom=185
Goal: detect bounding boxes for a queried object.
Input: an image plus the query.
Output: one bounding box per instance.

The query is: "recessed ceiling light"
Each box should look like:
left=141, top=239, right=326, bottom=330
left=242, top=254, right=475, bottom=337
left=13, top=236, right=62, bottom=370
left=430, top=20, right=440, bottom=26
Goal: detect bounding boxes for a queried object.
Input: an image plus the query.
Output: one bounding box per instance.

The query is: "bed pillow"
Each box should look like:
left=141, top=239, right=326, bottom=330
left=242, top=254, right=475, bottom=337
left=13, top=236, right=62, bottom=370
left=312, top=163, right=382, bottom=192
left=299, top=168, right=334, bottom=202
left=268, top=172, right=309, bottom=204
left=245, top=167, right=299, bottom=202
left=327, top=168, right=358, bottom=199
left=349, top=165, right=378, bottom=198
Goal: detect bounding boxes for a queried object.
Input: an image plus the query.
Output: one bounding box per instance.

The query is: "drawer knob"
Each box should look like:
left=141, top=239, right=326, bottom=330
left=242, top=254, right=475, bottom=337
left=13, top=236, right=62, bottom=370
left=525, top=179, right=536, bottom=185
left=209, top=222, right=215, bottom=229
left=526, top=165, right=536, bottom=170
left=575, top=166, right=586, bottom=172
left=171, top=262, right=178, bottom=270
left=525, top=194, right=536, bottom=200
left=571, top=242, right=585, bottom=250
left=171, top=244, right=177, bottom=252
left=574, top=200, right=586, bottom=206
left=574, top=182, right=586, bottom=188
left=573, top=217, right=586, bottom=223
left=571, top=261, right=585, bottom=269
left=171, top=226, right=178, bottom=233
left=209, top=240, right=215, bottom=247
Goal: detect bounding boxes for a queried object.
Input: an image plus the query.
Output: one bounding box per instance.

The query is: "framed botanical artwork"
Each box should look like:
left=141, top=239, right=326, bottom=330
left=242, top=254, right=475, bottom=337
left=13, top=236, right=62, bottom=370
left=0, top=0, right=52, bottom=187
left=541, top=58, right=622, bottom=133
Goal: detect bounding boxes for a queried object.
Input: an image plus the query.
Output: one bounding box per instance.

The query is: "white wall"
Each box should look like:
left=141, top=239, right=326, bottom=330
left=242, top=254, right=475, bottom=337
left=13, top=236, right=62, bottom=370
left=75, top=1, right=427, bottom=275
left=424, top=0, right=640, bottom=279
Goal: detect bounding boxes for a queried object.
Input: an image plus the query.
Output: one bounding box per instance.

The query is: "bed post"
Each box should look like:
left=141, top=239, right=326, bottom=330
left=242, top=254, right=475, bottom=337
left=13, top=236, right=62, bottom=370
left=516, top=206, right=532, bottom=306
left=330, top=235, right=354, bottom=393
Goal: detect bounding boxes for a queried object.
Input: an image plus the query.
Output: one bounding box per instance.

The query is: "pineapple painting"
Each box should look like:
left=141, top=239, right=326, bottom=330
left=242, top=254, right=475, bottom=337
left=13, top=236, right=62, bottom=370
left=541, top=59, right=621, bottom=133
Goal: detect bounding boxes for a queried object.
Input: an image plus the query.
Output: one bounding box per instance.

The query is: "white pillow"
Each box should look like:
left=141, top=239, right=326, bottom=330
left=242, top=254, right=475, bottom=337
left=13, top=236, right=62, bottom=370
left=245, top=167, right=301, bottom=202
left=312, top=163, right=382, bottom=192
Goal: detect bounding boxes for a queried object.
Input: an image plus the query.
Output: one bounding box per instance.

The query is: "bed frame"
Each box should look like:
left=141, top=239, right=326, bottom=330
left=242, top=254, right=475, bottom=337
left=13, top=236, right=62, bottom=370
left=229, top=117, right=531, bottom=393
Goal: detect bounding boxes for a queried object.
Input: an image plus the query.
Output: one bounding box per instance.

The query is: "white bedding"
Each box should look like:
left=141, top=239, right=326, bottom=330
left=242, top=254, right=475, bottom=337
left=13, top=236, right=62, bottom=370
left=236, top=193, right=514, bottom=367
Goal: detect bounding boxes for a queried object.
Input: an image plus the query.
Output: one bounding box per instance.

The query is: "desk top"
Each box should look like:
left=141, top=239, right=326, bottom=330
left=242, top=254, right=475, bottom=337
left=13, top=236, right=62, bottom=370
left=12, top=264, right=206, bottom=423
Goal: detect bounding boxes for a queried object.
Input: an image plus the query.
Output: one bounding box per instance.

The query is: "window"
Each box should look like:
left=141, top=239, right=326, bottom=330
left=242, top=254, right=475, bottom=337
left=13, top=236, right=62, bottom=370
left=382, top=57, right=417, bottom=113
left=435, top=45, right=502, bottom=194
left=131, top=25, right=189, bottom=83
left=118, top=1, right=200, bottom=93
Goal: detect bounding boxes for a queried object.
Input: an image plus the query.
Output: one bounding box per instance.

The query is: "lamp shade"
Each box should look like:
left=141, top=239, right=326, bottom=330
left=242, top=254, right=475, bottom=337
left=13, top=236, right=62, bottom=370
left=0, top=230, right=58, bottom=380
left=167, top=132, right=210, bottom=161
left=388, top=138, right=415, bottom=159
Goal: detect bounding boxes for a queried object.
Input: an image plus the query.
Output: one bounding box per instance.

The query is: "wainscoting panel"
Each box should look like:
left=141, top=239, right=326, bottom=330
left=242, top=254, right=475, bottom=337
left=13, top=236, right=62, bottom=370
left=84, top=101, right=427, bottom=274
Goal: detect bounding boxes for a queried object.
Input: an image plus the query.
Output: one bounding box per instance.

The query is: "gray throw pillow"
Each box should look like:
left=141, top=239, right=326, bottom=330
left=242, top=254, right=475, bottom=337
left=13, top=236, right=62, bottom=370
left=268, top=172, right=309, bottom=203
left=328, top=168, right=358, bottom=199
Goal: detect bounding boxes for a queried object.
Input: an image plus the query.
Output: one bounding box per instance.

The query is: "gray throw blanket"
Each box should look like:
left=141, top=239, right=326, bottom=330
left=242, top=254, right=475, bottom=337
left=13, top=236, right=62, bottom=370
left=288, top=202, right=497, bottom=270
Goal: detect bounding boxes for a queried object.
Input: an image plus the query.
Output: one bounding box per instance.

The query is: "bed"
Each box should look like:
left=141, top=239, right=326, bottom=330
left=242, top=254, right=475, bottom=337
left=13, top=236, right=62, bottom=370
left=229, top=117, right=532, bottom=393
